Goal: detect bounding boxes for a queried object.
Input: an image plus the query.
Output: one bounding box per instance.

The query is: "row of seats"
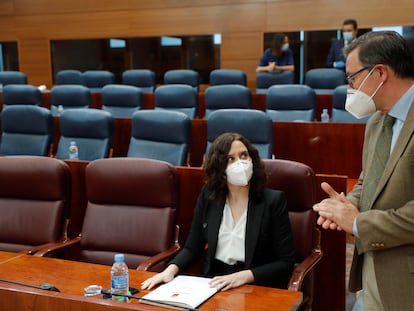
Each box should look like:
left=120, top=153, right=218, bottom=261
left=0, top=106, right=273, bottom=164
left=1, top=83, right=365, bottom=122
left=1, top=67, right=347, bottom=95
left=0, top=155, right=321, bottom=310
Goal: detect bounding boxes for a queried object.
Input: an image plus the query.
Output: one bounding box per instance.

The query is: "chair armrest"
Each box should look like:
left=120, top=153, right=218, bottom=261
left=288, top=228, right=323, bottom=291
left=137, top=225, right=180, bottom=271
left=32, top=236, right=82, bottom=257
left=136, top=243, right=181, bottom=271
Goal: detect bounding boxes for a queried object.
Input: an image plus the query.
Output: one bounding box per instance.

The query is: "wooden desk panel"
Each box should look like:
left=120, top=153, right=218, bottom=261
left=0, top=253, right=302, bottom=311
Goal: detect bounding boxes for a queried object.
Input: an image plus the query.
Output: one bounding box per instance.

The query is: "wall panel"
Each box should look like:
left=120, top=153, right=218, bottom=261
left=2, top=0, right=414, bottom=86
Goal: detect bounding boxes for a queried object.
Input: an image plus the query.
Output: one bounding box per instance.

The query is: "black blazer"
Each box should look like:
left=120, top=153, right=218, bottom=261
left=170, top=186, right=295, bottom=288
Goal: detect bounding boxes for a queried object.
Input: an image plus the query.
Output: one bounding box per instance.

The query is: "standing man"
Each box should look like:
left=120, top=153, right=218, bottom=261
left=326, top=19, right=358, bottom=70
left=314, top=31, right=414, bottom=310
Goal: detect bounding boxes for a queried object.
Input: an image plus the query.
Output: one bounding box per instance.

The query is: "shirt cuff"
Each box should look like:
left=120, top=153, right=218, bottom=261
left=352, top=216, right=359, bottom=238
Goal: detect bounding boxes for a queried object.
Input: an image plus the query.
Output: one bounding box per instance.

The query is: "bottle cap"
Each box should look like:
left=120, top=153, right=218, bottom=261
left=114, top=253, right=124, bottom=262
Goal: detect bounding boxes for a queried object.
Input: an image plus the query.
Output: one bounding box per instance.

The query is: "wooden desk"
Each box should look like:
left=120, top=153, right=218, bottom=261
left=0, top=252, right=302, bottom=311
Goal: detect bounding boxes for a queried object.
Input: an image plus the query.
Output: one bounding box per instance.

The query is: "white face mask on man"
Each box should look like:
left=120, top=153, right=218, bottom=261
left=226, top=160, right=253, bottom=186
left=345, top=67, right=384, bottom=119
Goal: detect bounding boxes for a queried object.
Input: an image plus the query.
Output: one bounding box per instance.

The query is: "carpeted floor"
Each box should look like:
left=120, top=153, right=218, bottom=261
left=346, top=242, right=356, bottom=310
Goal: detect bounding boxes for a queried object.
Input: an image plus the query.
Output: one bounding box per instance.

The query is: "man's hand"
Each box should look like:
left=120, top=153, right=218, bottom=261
left=313, top=182, right=359, bottom=234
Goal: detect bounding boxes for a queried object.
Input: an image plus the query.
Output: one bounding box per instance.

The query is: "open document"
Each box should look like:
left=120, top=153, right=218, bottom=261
left=140, top=275, right=218, bottom=310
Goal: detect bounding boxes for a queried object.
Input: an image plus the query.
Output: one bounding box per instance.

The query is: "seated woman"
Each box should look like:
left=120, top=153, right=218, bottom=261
left=256, top=33, right=295, bottom=73
left=141, top=132, right=295, bottom=291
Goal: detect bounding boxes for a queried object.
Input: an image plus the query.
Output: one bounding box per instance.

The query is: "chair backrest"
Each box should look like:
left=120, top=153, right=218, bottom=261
left=266, top=84, right=316, bottom=121
left=2, top=85, right=42, bottom=107
left=55, top=70, right=83, bottom=85
left=50, top=85, right=91, bottom=116
left=331, top=85, right=369, bottom=123
left=204, top=85, right=252, bottom=118
left=101, top=84, right=143, bottom=117
left=0, top=71, right=28, bottom=86
left=81, top=70, right=115, bottom=90
left=209, top=69, right=247, bottom=86
left=154, top=84, right=198, bottom=119
left=304, top=68, right=346, bottom=94
left=0, top=105, right=53, bottom=156
left=0, top=156, right=70, bottom=253
left=255, top=71, right=294, bottom=94
left=81, top=157, right=179, bottom=267
left=263, top=159, right=318, bottom=310
left=56, top=108, right=114, bottom=161
left=206, top=109, right=273, bottom=159
left=163, top=69, right=199, bottom=91
left=128, top=110, right=191, bottom=166
left=122, top=69, right=156, bottom=93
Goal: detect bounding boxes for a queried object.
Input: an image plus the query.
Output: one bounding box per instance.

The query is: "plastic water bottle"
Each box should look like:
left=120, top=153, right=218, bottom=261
left=57, top=105, right=64, bottom=116
left=110, top=254, right=129, bottom=302
left=68, top=141, right=79, bottom=160
left=321, top=108, right=330, bottom=123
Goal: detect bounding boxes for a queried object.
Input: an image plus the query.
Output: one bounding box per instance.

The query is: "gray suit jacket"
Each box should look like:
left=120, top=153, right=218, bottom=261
left=347, top=103, right=414, bottom=310
left=170, top=186, right=295, bottom=288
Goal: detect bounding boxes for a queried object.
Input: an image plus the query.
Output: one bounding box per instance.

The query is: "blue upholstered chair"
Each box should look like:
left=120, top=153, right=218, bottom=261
left=331, top=85, right=369, bottom=123
left=50, top=85, right=91, bottom=116
left=163, top=69, right=199, bottom=91
left=0, top=105, right=53, bottom=156
left=128, top=110, right=191, bottom=166
left=0, top=71, right=28, bottom=86
left=122, top=69, right=156, bottom=93
left=2, top=85, right=42, bottom=107
left=154, top=84, right=198, bottom=119
left=209, top=69, right=247, bottom=86
left=206, top=109, right=273, bottom=159
left=255, top=71, right=295, bottom=94
left=204, top=85, right=252, bottom=118
left=81, top=70, right=115, bottom=91
left=56, top=109, right=114, bottom=161
left=304, top=68, right=346, bottom=94
left=266, top=85, right=316, bottom=121
left=55, top=70, right=83, bottom=85
left=101, top=84, right=143, bottom=117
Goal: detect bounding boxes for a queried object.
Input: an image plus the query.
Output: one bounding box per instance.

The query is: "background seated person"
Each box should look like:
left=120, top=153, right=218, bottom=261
left=326, top=18, right=358, bottom=70
left=142, top=132, right=295, bottom=291
left=256, top=33, right=295, bottom=73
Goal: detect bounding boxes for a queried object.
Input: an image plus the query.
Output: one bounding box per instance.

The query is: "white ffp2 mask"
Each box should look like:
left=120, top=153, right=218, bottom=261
left=226, top=160, right=253, bottom=186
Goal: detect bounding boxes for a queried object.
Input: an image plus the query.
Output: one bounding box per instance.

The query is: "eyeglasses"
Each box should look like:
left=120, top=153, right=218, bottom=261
left=346, top=66, right=372, bottom=88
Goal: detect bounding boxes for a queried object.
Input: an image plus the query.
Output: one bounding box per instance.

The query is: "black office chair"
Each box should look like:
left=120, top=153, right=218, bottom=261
left=255, top=71, right=294, bottom=94
left=304, top=68, right=346, bottom=94
left=50, top=85, right=91, bottom=116
left=163, top=69, right=200, bottom=92
left=0, top=71, right=28, bottom=86
left=2, top=85, right=42, bottom=107
left=55, top=70, right=83, bottom=85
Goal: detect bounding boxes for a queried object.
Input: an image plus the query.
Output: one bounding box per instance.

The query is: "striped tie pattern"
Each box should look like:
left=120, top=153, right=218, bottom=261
left=356, top=114, right=394, bottom=252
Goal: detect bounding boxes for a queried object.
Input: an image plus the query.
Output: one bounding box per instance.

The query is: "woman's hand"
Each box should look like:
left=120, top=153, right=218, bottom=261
left=209, top=270, right=254, bottom=291
left=141, top=264, right=179, bottom=290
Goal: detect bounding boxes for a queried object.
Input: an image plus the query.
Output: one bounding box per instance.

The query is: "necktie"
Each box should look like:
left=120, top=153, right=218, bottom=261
left=356, top=114, right=394, bottom=252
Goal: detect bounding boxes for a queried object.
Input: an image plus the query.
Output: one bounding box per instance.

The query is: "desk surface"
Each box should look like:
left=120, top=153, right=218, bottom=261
left=0, top=252, right=302, bottom=311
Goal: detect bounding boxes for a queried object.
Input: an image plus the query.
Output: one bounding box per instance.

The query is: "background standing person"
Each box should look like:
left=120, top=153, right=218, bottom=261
left=326, top=19, right=358, bottom=70
left=313, top=31, right=414, bottom=311
left=142, top=132, right=295, bottom=292
left=256, top=33, right=294, bottom=73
